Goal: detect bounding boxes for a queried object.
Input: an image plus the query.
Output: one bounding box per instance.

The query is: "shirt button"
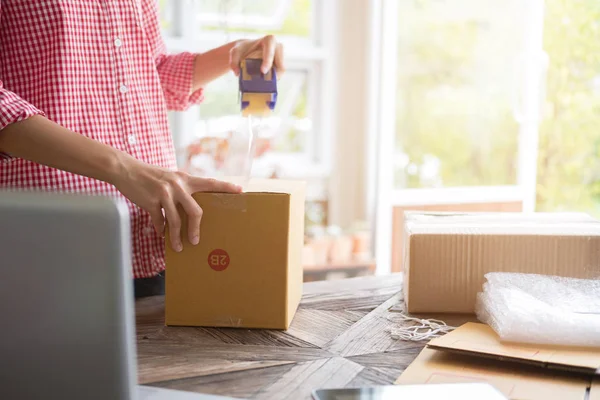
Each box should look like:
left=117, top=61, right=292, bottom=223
left=114, top=38, right=122, bottom=48
left=119, top=84, right=128, bottom=94
left=143, top=226, right=153, bottom=236
left=128, top=135, right=137, bottom=145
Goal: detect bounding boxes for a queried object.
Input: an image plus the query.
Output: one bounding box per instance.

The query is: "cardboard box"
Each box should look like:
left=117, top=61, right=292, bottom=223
left=403, top=212, right=600, bottom=314
left=165, top=179, right=306, bottom=330
left=396, top=323, right=600, bottom=400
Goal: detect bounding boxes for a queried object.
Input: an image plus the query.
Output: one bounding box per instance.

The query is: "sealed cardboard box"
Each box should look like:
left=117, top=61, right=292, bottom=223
left=165, top=179, right=306, bottom=330
left=403, top=212, right=600, bottom=314
left=396, top=323, right=600, bottom=400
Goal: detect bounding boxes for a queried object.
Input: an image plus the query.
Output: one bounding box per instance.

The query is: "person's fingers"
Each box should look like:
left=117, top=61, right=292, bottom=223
left=274, top=42, right=285, bottom=77
left=190, top=176, right=243, bottom=194
left=178, top=192, right=203, bottom=246
left=149, top=206, right=165, bottom=236
left=231, top=40, right=262, bottom=75
left=261, top=35, right=277, bottom=74
left=162, top=198, right=183, bottom=252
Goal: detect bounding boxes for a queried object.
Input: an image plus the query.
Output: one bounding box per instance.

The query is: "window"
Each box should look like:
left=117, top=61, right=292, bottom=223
left=158, top=0, right=173, bottom=30
left=370, top=0, right=545, bottom=274
left=198, top=70, right=309, bottom=153
left=385, top=0, right=600, bottom=215
left=159, top=0, right=331, bottom=187
left=187, top=69, right=312, bottom=178
left=393, top=0, right=528, bottom=190
left=195, top=0, right=313, bottom=41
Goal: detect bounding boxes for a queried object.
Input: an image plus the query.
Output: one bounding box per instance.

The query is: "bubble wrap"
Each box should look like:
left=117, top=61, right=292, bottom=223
left=475, top=272, right=600, bottom=347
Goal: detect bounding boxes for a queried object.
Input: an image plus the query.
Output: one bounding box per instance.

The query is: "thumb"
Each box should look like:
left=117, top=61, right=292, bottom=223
left=230, top=47, right=242, bottom=76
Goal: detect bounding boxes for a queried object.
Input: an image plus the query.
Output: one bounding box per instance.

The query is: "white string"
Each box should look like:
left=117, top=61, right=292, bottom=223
left=387, top=312, right=456, bottom=341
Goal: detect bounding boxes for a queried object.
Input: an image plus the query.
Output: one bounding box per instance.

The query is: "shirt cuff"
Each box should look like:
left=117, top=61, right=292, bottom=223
left=158, top=52, right=204, bottom=111
left=0, top=96, right=45, bottom=162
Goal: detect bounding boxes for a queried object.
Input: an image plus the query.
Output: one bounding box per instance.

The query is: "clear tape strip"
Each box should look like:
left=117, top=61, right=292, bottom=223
left=208, top=193, right=248, bottom=211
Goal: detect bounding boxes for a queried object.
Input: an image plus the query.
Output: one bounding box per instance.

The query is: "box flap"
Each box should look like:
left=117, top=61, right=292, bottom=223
left=407, top=224, right=600, bottom=235
left=404, top=211, right=600, bottom=236
left=404, top=211, right=597, bottom=224
left=396, top=347, right=591, bottom=400
left=244, top=178, right=306, bottom=195
left=427, top=323, right=600, bottom=375
left=202, top=178, right=305, bottom=195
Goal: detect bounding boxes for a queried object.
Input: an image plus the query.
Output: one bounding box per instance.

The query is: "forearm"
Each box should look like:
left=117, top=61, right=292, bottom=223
left=0, top=116, right=129, bottom=185
left=192, top=40, right=240, bottom=91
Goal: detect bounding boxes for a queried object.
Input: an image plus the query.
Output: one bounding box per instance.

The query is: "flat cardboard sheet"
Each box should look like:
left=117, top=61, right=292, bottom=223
left=396, top=323, right=600, bottom=399
left=396, top=348, right=592, bottom=400
left=428, top=323, right=600, bottom=375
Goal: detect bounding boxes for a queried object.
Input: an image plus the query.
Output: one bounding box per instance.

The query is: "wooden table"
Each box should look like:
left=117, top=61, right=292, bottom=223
left=135, top=274, right=471, bottom=399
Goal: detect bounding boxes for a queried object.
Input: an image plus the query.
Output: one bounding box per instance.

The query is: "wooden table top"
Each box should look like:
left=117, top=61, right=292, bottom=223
left=135, top=274, right=472, bottom=400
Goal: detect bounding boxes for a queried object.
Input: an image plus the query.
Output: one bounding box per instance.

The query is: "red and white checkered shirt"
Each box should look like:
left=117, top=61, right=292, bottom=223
left=0, top=0, right=204, bottom=278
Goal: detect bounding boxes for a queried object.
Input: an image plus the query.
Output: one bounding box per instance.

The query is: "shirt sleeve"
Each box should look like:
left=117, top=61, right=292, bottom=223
left=0, top=78, right=45, bottom=161
left=141, top=0, right=204, bottom=111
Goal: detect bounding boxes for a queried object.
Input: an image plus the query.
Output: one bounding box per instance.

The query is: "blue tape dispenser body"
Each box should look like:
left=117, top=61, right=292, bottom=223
left=239, top=58, right=278, bottom=117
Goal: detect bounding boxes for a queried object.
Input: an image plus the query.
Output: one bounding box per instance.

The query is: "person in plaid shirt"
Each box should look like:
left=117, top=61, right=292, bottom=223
left=0, top=1, right=284, bottom=297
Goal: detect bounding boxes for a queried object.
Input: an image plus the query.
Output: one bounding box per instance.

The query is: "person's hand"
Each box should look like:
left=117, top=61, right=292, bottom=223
left=112, top=157, right=242, bottom=252
left=229, top=35, right=285, bottom=76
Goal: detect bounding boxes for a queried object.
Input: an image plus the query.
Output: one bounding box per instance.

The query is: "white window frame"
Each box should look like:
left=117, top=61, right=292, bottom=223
left=368, top=0, right=546, bottom=275
left=160, top=0, right=335, bottom=194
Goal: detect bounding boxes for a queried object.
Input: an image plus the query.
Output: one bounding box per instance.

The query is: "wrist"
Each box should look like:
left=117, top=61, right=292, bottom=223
left=102, top=149, right=132, bottom=187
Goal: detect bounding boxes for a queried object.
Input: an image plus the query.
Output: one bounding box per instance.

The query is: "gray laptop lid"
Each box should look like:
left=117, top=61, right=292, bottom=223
left=0, top=191, right=137, bottom=400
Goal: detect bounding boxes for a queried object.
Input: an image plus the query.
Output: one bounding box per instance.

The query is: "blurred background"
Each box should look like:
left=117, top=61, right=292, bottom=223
left=159, top=0, right=600, bottom=281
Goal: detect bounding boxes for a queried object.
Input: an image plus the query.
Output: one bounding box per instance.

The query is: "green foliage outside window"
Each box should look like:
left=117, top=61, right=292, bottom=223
left=537, top=0, right=600, bottom=214
left=395, top=0, right=600, bottom=217
left=394, top=1, right=521, bottom=189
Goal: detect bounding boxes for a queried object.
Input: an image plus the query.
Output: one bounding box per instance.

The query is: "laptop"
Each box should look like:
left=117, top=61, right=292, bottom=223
left=0, top=191, right=238, bottom=400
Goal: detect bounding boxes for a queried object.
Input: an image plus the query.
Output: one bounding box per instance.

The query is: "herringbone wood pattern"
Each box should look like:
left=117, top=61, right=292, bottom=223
left=135, top=274, right=472, bottom=399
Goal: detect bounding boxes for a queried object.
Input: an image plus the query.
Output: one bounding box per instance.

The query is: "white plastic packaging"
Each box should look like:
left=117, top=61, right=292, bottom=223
left=183, top=116, right=259, bottom=189
left=475, top=272, right=600, bottom=347
left=220, top=116, right=259, bottom=188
